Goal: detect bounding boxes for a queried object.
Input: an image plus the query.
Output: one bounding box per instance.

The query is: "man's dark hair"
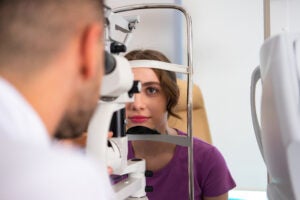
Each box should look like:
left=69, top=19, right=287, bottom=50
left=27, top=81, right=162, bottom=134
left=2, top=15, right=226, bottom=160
left=0, top=0, right=104, bottom=72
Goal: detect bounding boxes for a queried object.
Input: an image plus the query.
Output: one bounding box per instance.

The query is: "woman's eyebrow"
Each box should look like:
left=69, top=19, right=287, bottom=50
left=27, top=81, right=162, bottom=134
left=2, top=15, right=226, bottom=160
left=140, top=81, right=161, bottom=87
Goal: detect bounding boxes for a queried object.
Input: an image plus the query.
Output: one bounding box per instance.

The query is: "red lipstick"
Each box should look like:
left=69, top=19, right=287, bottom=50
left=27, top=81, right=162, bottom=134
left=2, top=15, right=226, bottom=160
left=128, top=116, right=149, bottom=123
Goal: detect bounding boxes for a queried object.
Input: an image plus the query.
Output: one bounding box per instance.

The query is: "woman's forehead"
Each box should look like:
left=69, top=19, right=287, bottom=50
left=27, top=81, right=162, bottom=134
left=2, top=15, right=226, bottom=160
left=132, top=67, right=159, bottom=82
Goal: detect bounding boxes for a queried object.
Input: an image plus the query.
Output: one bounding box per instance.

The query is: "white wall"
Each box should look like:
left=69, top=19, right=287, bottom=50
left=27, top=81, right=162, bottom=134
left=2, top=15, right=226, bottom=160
left=107, top=0, right=267, bottom=191
left=106, top=0, right=183, bottom=64
left=271, top=0, right=300, bottom=34
left=182, top=0, right=266, bottom=191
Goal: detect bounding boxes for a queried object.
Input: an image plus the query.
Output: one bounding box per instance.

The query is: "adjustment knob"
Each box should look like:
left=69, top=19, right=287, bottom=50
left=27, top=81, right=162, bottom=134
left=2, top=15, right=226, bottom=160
left=145, top=186, right=153, bottom=193
left=145, top=170, right=153, bottom=177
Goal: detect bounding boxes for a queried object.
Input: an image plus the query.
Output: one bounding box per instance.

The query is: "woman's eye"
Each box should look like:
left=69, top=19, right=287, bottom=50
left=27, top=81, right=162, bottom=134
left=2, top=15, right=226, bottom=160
left=146, top=87, right=159, bottom=95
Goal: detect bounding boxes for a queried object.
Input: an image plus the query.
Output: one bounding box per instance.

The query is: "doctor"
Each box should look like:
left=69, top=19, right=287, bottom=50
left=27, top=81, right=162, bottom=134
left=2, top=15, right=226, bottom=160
left=0, top=0, right=114, bottom=199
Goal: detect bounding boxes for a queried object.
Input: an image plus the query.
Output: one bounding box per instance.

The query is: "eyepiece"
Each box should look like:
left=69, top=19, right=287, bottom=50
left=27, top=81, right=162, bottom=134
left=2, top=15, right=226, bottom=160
left=104, top=51, right=116, bottom=74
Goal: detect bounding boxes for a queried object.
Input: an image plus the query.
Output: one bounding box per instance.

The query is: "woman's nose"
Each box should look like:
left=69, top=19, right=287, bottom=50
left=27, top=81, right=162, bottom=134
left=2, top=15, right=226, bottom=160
left=130, top=93, right=145, bottom=110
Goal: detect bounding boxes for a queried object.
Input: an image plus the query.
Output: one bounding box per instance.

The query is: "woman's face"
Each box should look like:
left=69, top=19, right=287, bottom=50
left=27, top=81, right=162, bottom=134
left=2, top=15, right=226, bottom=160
left=126, top=68, right=168, bottom=132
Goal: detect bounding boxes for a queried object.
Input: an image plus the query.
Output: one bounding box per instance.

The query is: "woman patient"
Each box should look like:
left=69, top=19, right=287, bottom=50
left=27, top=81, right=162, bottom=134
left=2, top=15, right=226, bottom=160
left=124, top=49, right=236, bottom=200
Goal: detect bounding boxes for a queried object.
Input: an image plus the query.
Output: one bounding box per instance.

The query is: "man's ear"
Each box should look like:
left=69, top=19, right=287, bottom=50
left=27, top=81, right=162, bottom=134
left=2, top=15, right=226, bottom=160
left=80, top=23, right=103, bottom=80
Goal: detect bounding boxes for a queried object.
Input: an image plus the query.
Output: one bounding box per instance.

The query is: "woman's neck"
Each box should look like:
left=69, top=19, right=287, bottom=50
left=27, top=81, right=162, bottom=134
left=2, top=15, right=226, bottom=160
left=131, top=127, right=178, bottom=157
left=130, top=127, right=178, bottom=171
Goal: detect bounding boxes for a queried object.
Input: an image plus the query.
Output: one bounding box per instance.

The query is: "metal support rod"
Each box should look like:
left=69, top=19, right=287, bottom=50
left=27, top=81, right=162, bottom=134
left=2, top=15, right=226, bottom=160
left=263, top=0, right=270, bottom=40
left=113, top=4, right=194, bottom=200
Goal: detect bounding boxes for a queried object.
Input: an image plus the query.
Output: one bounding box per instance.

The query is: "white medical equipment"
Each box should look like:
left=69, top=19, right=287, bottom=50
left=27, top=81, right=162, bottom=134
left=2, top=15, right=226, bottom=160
left=250, top=33, right=300, bottom=200
left=86, top=5, right=148, bottom=200
left=86, top=4, right=195, bottom=200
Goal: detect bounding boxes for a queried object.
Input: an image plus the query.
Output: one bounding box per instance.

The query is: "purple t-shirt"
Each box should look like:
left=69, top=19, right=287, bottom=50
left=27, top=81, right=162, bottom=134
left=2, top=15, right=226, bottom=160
left=127, top=130, right=236, bottom=200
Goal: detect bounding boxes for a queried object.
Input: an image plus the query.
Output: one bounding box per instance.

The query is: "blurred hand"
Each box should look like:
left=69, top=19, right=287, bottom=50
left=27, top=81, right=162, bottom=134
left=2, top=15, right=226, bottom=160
left=59, top=131, right=114, bottom=174
left=107, top=131, right=113, bottom=139
left=107, top=131, right=113, bottom=175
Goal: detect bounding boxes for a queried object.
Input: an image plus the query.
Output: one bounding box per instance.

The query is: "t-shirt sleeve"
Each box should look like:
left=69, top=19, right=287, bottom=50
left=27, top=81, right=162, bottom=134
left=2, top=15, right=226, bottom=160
left=199, top=146, right=236, bottom=197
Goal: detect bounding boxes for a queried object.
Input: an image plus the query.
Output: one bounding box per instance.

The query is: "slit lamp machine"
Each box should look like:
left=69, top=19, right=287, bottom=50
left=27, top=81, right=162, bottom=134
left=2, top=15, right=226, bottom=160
left=86, top=4, right=195, bottom=200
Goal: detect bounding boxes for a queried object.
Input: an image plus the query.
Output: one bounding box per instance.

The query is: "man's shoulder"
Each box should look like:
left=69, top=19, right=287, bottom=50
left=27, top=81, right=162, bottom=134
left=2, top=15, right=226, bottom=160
left=0, top=137, right=114, bottom=200
left=0, top=137, right=105, bottom=180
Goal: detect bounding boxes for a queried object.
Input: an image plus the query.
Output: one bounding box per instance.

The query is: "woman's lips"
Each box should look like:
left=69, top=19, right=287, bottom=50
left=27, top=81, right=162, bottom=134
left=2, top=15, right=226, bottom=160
left=128, top=116, right=149, bottom=123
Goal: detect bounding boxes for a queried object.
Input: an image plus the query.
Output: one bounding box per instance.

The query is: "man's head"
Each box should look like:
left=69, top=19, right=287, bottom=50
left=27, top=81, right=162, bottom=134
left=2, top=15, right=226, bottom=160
left=0, top=0, right=105, bottom=138
left=0, top=0, right=104, bottom=72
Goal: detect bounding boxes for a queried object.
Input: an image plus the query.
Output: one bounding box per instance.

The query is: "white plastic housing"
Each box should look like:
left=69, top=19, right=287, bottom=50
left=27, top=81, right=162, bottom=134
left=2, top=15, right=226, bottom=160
left=259, top=33, right=300, bottom=200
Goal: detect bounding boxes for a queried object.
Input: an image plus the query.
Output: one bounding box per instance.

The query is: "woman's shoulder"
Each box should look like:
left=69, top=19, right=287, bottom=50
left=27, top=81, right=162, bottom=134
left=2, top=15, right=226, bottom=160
left=177, top=129, right=215, bottom=150
left=176, top=129, right=226, bottom=165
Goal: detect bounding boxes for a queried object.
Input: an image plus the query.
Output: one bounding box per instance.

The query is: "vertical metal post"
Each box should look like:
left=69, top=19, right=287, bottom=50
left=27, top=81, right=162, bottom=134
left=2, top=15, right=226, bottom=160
left=185, top=10, right=194, bottom=200
left=264, top=0, right=270, bottom=40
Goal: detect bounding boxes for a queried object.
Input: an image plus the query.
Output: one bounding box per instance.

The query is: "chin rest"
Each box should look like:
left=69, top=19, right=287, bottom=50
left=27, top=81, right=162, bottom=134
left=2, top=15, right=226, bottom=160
left=168, top=79, right=212, bottom=144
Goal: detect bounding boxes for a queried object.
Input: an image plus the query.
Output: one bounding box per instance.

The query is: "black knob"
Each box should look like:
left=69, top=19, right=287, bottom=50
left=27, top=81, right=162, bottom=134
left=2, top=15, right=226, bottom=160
left=145, top=186, right=153, bottom=193
left=145, top=170, right=153, bottom=177
left=110, top=41, right=126, bottom=53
